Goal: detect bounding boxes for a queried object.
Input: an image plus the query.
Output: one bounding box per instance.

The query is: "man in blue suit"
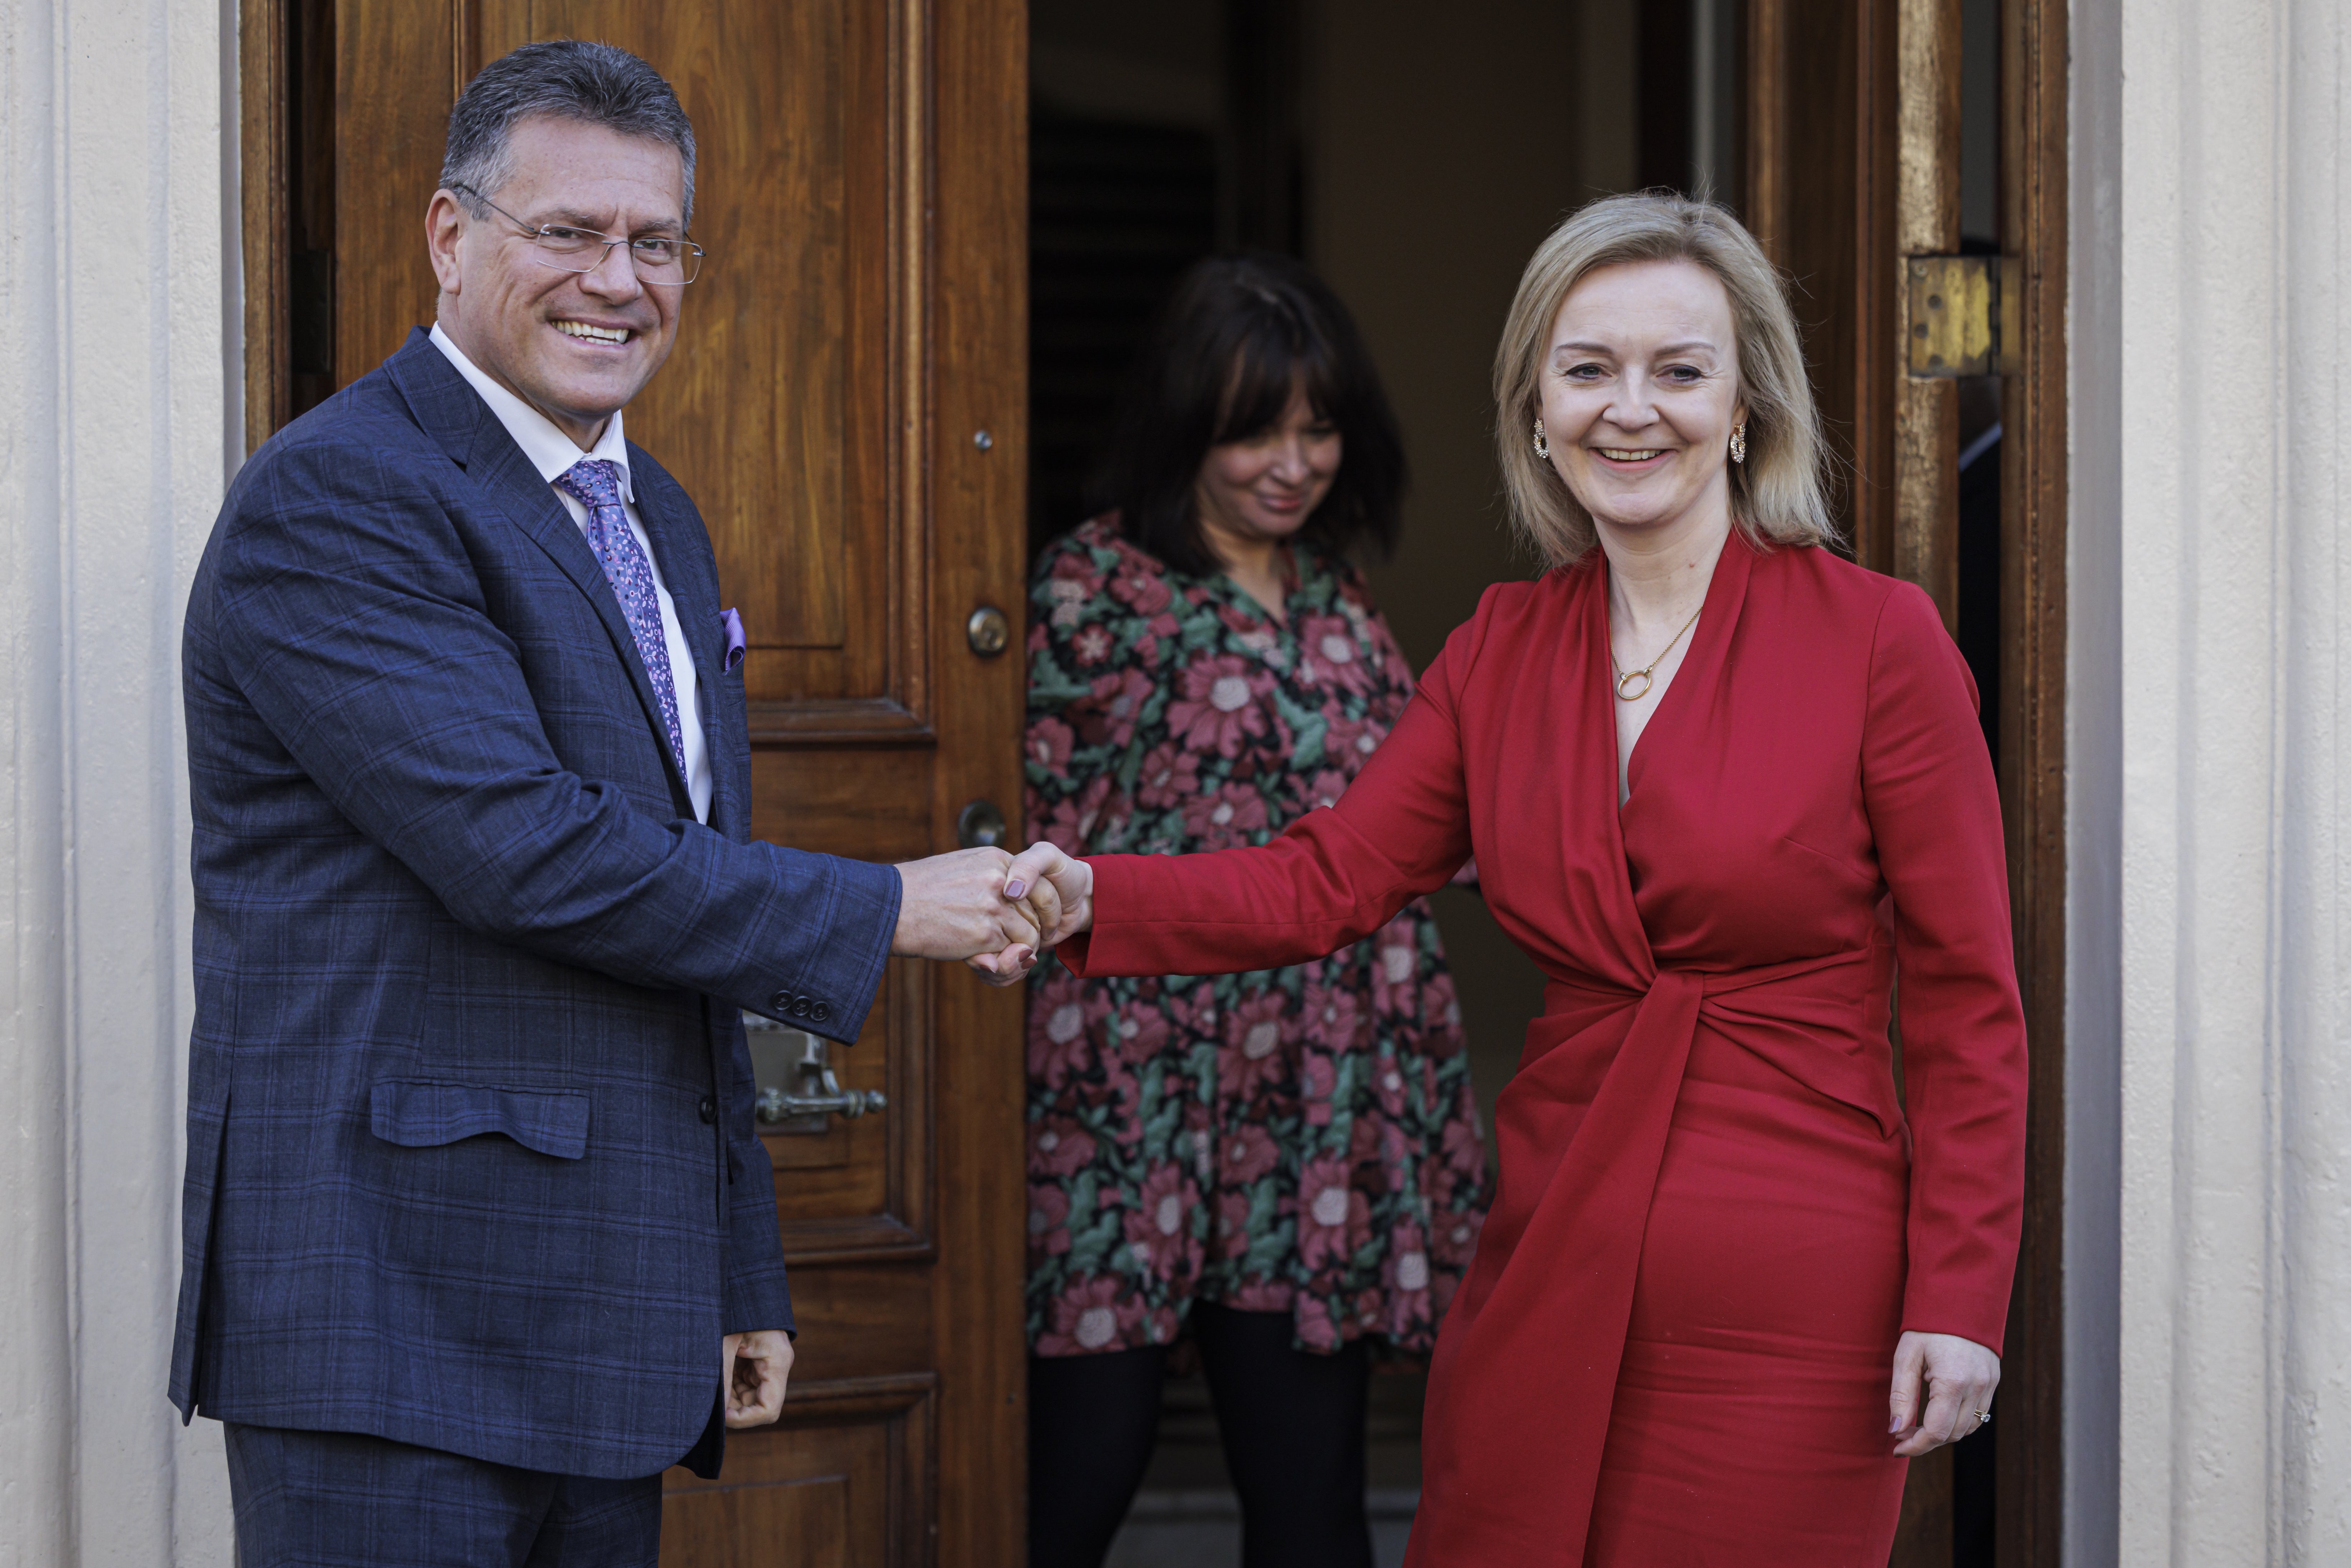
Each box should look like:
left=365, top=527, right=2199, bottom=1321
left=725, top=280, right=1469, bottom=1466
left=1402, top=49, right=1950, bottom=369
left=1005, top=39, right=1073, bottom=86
left=175, top=41, right=1042, bottom=1565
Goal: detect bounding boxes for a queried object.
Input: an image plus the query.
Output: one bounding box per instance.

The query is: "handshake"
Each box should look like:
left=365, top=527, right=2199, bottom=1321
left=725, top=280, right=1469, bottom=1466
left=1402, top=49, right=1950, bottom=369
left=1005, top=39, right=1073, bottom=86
left=889, top=842, right=1097, bottom=985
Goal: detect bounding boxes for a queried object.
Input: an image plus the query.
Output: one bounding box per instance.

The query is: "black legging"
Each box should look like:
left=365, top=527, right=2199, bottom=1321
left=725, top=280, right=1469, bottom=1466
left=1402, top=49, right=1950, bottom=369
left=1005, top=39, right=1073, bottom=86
left=1027, top=1303, right=1375, bottom=1568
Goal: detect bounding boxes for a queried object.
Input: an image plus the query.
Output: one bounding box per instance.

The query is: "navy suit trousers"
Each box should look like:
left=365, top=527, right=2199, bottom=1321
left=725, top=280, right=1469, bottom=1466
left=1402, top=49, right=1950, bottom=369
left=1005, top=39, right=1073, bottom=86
left=225, top=1424, right=663, bottom=1568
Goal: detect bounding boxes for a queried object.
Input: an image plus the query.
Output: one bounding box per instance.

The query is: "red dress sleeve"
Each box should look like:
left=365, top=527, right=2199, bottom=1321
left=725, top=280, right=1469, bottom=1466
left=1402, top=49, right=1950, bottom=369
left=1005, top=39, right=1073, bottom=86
left=1862, top=583, right=2030, bottom=1353
left=1060, top=608, right=1482, bottom=978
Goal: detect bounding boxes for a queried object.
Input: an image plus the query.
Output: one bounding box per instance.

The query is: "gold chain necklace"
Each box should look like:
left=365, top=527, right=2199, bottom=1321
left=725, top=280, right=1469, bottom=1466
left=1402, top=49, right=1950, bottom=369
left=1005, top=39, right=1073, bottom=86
left=1609, top=605, right=1703, bottom=701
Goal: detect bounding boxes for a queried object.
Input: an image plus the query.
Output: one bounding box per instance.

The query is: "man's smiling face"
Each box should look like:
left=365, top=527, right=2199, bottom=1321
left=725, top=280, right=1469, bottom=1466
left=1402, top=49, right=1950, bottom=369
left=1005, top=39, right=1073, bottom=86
left=426, top=114, right=687, bottom=448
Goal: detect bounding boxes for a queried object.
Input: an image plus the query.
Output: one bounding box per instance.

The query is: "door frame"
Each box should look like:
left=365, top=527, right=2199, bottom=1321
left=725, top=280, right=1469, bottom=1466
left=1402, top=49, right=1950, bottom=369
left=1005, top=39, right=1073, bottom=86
left=1747, top=0, right=2069, bottom=1559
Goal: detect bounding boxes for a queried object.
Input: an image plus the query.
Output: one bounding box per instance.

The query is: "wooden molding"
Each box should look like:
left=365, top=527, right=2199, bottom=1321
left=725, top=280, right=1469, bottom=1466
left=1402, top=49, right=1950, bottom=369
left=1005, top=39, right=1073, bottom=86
left=239, top=0, right=288, bottom=453
left=1892, top=0, right=1964, bottom=629
left=1996, top=0, right=2069, bottom=1560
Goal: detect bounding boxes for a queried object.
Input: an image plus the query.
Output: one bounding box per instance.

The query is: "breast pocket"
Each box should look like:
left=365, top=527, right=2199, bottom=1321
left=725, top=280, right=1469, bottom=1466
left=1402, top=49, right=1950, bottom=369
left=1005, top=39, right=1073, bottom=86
left=369, top=1079, right=591, bottom=1160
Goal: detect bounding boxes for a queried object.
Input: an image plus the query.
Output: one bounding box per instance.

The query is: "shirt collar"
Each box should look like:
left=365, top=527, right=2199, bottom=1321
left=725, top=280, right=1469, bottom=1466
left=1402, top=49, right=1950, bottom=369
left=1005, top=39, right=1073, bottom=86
left=429, top=322, right=633, bottom=502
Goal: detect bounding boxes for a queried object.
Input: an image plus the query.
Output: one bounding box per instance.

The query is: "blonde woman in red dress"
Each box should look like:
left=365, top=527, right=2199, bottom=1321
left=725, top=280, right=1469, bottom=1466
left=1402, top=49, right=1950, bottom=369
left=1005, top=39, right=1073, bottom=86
left=996, top=192, right=2028, bottom=1565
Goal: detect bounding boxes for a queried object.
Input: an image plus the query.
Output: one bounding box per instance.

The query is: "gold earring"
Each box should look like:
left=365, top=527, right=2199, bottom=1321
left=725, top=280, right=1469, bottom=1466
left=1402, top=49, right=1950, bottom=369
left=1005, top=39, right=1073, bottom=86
left=1533, top=418, right=1551, bottom=461
left=1730, top=424, right=1747, bottom=464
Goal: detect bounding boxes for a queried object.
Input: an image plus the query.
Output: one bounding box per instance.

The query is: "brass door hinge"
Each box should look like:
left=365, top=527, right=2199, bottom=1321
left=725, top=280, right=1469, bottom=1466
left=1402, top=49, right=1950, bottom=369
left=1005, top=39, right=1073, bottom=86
left=1906, top=256, right=2020, bottom=377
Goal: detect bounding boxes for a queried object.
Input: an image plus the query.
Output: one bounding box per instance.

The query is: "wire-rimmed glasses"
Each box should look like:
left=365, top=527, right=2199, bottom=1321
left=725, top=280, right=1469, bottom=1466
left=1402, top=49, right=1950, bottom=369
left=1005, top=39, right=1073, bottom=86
left=452, top=184, right=705, bottom=285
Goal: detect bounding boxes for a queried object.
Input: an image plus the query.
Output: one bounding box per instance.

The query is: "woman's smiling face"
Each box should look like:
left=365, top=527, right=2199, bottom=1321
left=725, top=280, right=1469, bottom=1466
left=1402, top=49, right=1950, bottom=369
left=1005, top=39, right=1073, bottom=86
left=1195, top=380, right=1344, bottom=549
left=1537, top=258, right=1747, bottom=538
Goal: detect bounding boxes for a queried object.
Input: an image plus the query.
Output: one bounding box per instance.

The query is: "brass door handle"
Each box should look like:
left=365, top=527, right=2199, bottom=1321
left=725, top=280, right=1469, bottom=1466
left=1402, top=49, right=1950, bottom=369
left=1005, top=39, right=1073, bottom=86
left=744, top=1016, right=886, bottom=1134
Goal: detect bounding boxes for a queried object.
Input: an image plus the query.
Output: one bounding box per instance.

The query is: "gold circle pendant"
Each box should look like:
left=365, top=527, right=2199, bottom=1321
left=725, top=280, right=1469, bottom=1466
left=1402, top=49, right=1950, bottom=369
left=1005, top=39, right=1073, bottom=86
left=1614, top=669, right=1654, bottom=702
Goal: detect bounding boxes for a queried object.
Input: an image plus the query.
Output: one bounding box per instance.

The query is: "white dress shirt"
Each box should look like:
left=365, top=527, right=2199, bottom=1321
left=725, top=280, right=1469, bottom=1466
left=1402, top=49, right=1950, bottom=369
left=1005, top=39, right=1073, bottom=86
left=430, top=323, right=712, bottom=824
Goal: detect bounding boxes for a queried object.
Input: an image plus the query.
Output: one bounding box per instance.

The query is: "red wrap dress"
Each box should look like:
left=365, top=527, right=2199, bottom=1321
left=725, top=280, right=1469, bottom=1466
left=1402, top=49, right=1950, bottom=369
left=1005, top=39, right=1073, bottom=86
left=1057, top=533, right=2028, bottom=1566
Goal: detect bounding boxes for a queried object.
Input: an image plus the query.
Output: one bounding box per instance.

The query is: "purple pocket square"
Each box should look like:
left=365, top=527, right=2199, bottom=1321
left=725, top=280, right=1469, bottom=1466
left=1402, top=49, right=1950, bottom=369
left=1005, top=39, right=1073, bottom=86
left=720, top=608, right=746, bottom=672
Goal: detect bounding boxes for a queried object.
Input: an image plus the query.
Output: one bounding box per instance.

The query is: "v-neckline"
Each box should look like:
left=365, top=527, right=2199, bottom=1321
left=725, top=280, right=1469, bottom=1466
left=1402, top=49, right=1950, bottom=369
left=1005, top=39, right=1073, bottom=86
left=1601, top=534, right=1752, bottom=808
left=1584, top=536, right=1755, bottom=955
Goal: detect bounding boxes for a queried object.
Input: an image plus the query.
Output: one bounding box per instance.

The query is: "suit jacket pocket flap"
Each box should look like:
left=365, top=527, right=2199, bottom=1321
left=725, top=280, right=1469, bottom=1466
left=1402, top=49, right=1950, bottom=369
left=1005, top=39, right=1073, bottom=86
left=369, top=1080, right=591, bottom=1160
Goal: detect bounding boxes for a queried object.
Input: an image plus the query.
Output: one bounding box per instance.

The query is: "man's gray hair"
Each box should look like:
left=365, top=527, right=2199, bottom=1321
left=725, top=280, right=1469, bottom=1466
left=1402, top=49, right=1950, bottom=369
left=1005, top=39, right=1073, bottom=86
left=441, top=40, right=698, bottom=227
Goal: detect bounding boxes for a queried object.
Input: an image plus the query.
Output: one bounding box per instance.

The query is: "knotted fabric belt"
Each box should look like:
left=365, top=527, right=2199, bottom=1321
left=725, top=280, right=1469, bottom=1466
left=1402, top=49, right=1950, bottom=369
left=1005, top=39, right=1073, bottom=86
left=1404, top=948, right=1881, bottom=1568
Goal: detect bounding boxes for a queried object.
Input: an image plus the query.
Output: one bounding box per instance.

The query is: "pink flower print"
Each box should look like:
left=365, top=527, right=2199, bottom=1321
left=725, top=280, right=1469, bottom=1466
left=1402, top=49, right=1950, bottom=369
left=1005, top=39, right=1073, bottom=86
left=1219, top=1122, right=1281, bottom=1185
left=1181, top=782, right=1270, bottom=845
left=1229, top=1277, right=1295, bottom=1315
left=1131, top=611, right=1182, bottom=668
left=1370, top=917, right=1421, bottom=1013
left=1292, top=1293, right=1341, bottom=1351
left=1027, top=1183, right=1071, bottom=1260
left=1026, top=715, right=1075, bottom=774
left=1133, top=744, right=1201, bottom=810
left=1300, top=982, right=1365, bottom=1053
left=1296, top=1155, right=1370, bottom=1271
left=1038, top=1276, right=1144, bottom=1357
left=1080, top=1061, right=1144, bottom=1132
left=1146, top=1306, right=1181, bottom=1345
left=1320, top=712, right=1388, bottom=778
left=1441, top=1115, right=1487, bottom=1175
left=1071, top=622, right=1115, bottom=666
left=1043, top=572, right=1094, bottom=630
left=1076, top=668, right=1157, bottom=747
left=1111, top=1000, right=1172, bottom=1066
left=1383, top=1221, right=1431, bottom=1299
left=1422, top=970, right=1463, bottom=1034
left=1170, top=981, right=1221, bottom=1037
left=1035, top=776, right=1113, bottom=854
left=1298, top=1050, right=1337, bottom=1127
left=1166, top=654, right=1271, bottom=757
left=1030, top=1116, right=1098, bottom=1178
left=1124, top=1164, right=1194, bottom=1267
left=1299, top=768, right=1350, bottom=811
left=1218, top=991, right=1294, bottom=1099
left=1434, top=1208, right=1484, bottom=1269
left=1109, top=559, right=1171, bottom=615
left=1214, top=1190, right=1255, bottom=1260
left=1295, top=615, right=1375, bottom=694
left=1027, top=971, right=1106, bottom=1087
left=1372, top=1055, right=1411, bottom=1117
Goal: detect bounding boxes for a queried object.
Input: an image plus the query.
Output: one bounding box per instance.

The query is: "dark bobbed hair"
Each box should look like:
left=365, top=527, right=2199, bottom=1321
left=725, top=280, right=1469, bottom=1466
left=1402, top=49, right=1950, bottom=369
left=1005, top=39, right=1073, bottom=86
left=442, top=41, right=698, bottom=227
left=1089, top=253, right=1407, bottom=577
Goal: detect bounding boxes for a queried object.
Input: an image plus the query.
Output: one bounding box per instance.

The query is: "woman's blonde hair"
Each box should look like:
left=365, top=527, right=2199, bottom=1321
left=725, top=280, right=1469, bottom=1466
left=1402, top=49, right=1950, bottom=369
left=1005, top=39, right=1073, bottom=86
left=1493, top=191, right=1835, bottom=568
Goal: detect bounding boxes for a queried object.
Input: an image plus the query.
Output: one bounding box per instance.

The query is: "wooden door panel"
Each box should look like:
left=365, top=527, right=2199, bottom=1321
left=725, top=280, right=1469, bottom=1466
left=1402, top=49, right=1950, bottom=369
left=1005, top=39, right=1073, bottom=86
left=290, top=0, right=1028, bottom=1563
left=478, top=0, right=923, bottom=738
left=660, top=1376, right=935, bottom=1567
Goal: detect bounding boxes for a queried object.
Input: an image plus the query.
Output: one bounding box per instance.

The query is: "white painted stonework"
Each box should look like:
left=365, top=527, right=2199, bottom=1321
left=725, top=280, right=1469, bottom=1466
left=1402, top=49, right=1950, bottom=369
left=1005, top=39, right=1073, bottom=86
left=0, top=0, right=238, bottom=1562
left=2076, top=0, right=2351, bottom=1562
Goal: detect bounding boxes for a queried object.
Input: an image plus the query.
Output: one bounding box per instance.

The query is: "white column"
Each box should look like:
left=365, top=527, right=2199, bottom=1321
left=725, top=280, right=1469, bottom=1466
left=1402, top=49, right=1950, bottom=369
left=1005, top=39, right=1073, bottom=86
left=0, top=0, right=237, bottom=1562
left=2077, top=0, right=2351, bottom=1561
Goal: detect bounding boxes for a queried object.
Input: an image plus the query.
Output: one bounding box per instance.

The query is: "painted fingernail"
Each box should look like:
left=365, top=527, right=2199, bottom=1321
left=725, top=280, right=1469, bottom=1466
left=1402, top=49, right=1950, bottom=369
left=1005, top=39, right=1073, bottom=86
left=1004, top=879, right=1026, bottom=900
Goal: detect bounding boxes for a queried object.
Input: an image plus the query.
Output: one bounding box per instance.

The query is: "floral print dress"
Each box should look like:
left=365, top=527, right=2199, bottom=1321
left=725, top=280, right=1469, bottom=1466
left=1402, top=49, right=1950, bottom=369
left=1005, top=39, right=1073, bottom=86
left=1024, top=516, right=1490, bottom=1358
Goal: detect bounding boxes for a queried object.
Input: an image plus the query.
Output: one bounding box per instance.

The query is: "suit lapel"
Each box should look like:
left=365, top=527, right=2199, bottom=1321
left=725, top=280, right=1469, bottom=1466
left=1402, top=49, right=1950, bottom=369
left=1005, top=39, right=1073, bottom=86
left=385, top=330, right=693, bottom=810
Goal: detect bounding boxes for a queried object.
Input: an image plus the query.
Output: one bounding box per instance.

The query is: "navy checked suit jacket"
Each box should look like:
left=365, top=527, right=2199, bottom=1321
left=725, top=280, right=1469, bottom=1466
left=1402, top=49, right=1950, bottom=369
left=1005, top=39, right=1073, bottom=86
left=171, top=328, right=901, bottom=1480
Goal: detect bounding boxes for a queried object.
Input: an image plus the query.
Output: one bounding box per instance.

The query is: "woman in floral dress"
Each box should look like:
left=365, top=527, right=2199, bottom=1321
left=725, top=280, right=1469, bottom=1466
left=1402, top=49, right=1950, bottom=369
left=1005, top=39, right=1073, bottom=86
left=1023, top=254, right=1490, bottom=1568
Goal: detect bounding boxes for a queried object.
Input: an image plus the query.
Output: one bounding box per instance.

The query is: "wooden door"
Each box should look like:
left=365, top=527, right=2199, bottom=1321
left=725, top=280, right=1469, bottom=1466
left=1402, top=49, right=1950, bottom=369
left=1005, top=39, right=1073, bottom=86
left=1747, top=0, right=2068, bottom=1563
left=243, top=1, right=1031, bottom=1561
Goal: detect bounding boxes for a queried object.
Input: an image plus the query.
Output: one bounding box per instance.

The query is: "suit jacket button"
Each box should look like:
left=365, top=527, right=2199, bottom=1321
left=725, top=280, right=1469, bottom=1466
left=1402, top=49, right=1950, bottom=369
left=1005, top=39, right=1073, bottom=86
left=810, top=1001, right=832, bottom=1024
left=769, top=990, right=790, bottom=1014
left=698, top=1097, right=716, bottom=1124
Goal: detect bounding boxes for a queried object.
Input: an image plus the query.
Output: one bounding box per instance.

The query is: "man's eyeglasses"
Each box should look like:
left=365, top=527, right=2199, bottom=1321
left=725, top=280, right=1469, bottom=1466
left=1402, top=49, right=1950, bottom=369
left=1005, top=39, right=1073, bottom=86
left=452, top=184, right=705, bottom=285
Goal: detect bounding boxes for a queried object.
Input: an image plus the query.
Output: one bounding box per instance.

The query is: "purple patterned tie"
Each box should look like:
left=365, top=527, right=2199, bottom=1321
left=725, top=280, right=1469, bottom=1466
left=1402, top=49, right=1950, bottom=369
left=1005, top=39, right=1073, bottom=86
left=553, top=458, right=685, bottom=773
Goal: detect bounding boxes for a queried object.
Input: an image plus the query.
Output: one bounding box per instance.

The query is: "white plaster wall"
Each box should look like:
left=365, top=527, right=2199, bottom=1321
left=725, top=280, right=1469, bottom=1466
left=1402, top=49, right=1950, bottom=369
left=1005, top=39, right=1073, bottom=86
left=2075, top=0, right=2351, bottom=1559
left=0, top=0, right=238, bottom=1561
